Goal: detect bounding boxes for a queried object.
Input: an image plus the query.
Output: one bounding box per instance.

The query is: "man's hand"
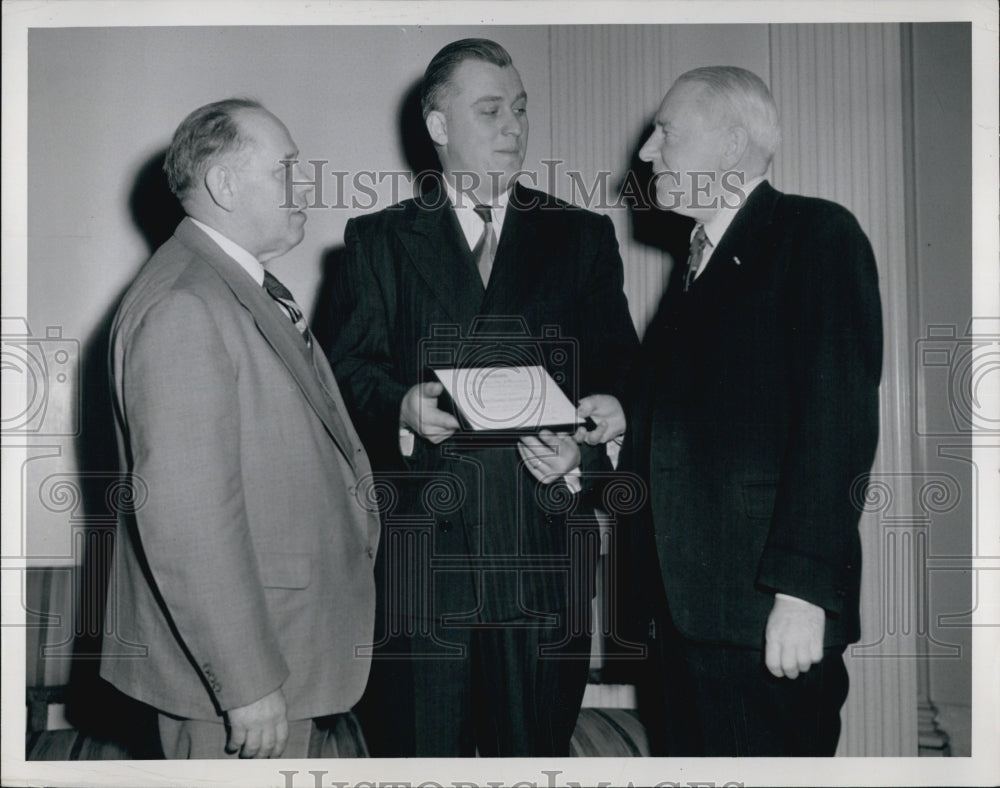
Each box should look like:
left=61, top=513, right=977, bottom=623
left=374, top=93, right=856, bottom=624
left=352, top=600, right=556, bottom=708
left=400, top=382, right=460, bottom=444
left=764, top=595, right=825, bottom=679
left=224, top=688, right=288, bottom=758
left=518, top=430, right=581, bottom=484
left=574, top=394, right=626, bottom=445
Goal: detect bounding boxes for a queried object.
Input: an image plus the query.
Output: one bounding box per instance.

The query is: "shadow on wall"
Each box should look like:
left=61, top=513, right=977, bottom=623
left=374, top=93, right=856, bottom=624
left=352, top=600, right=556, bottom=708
left=398, top=77, right=441, bottom=186
left=312, top=78, right=441, bottom=351
left=623, top=121, right=692, bottom=269
left=130, top=149, right=187, bottom=252
left=63, top=149, right=182, bottom=755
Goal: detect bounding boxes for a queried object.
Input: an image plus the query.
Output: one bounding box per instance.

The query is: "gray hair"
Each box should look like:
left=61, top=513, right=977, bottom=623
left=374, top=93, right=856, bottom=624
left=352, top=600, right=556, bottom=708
left=674, top=66, right=781, bottom=163
left=163, top=97, right=264, bottom=199
left=421, top=38, right=513, bottom=120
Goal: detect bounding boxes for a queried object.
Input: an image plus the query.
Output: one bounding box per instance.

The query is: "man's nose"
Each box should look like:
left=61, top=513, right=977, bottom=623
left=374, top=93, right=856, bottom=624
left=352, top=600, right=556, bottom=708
left=638, top=133, right=658, bottom=162
left=501, top=111, right=523, bottom=136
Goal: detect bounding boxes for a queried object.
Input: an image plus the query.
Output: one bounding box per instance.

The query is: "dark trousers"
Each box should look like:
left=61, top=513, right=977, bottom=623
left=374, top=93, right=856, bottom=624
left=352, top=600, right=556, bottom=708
left=642, top=602, right=849, bottom=757
left=355, top=609, right=592, bottom=757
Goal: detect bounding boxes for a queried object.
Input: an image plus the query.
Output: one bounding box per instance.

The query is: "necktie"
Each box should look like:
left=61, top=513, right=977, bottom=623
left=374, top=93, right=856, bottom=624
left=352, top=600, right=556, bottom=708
left=263, top=270, right=312, bottom=348
left=472, top=204, right=497, bottom=287
left=684, top=224, right=709, bottom=292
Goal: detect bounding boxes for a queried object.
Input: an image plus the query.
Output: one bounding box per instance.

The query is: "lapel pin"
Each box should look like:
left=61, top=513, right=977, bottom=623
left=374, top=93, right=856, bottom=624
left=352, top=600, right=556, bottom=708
left=733, top=256, right=742, bottom=266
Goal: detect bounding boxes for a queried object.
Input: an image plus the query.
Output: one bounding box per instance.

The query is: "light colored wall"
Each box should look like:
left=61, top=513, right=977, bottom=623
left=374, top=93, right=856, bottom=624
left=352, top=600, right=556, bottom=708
left=27, top=25, right=552, bottom=346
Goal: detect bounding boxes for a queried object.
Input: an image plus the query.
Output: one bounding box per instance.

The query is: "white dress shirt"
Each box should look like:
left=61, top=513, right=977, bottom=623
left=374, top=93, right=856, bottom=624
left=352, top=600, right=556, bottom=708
left=443, top=178, right=511, bottom=249
left=189, top=218, right=264, bottom=284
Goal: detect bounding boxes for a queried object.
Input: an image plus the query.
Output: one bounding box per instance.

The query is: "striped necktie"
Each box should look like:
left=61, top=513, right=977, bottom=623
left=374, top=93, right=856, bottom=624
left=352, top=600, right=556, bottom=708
left=684, top=224, right=709, bottom=292
left=263, top=271, right=312, bottom=348
left=472, top=204, right=497, bottom=287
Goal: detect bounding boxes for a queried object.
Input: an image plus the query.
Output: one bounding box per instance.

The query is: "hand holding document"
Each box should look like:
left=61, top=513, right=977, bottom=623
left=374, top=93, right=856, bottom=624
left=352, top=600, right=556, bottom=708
left=574, top=393, right=626, bottom=445
left=400, top=381, right=460, bottom=444
left=434, top=365, right=586, bottom=435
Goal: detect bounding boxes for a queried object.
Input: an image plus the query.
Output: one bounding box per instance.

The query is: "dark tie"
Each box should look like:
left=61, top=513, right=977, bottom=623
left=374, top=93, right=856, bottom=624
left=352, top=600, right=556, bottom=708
left=263, top=270, right=312, bottom=348
left=684, top=224, right=709, bottom=292
left=472, top=204, right=497, bottom=287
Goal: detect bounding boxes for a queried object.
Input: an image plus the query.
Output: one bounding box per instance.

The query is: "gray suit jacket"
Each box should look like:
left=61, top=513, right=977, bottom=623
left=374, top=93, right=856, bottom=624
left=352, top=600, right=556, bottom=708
left=100, top=218, right=380, bottom=721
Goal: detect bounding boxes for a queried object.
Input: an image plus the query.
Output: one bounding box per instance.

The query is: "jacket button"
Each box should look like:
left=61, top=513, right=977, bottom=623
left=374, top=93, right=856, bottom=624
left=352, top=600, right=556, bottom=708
left=544, top=514, right=555, bottom=525
left=439, top=519, right=453, bottom=533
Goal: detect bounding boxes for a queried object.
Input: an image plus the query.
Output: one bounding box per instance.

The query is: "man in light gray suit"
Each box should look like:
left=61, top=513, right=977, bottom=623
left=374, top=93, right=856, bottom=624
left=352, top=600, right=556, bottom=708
left=100, top=98, right=380, bottom=759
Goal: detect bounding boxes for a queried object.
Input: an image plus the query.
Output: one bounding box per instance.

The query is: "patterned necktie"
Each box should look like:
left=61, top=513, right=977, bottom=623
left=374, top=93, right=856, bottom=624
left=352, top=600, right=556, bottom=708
left=263, top=270, right=312, bottom=348
left=472, top=204, right=497, bottom=287
left=684, top=223, right=709, bottom=292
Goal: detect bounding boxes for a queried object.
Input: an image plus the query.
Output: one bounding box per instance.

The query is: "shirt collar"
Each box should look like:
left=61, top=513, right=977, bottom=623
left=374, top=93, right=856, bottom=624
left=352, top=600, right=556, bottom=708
left=443, top=176, right=511, bottom=237
left=699, top=175, right=765, bottom=249
left=189, top=217, right=265, bottom=285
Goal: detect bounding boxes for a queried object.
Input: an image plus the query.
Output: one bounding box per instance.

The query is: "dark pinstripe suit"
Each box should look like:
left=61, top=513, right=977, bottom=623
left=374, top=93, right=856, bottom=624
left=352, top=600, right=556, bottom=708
left=325, top=182, right=638, bottom=755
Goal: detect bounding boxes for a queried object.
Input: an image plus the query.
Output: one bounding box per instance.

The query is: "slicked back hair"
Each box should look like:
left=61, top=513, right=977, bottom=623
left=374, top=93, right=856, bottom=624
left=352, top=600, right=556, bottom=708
left=421, top=38, right=513, bottom=120
left=674, top=66, right=781, bottom=164
left=163, top=97, right=264, bottom=200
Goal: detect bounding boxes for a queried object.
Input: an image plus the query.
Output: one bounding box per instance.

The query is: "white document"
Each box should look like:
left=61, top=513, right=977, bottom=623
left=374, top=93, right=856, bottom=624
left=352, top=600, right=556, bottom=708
left=434, top=365, right=583, bottom=432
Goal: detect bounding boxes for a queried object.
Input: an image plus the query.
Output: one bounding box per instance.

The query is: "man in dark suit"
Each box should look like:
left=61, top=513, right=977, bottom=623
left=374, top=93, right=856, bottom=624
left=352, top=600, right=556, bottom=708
left=627, top=66, right=883, bottom=756
left=325, top=39, right=638, bottom=756
left=101, top=99, right=380, bottom=758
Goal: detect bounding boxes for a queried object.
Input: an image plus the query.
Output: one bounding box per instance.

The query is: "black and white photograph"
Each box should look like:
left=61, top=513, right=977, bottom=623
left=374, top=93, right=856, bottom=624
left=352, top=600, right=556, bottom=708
left=2, top=1, right=997, bottom=786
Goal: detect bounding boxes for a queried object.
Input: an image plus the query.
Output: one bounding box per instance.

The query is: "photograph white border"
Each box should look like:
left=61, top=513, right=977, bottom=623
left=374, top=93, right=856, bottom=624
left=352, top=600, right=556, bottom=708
left=2, top=2, right=997, bottom=786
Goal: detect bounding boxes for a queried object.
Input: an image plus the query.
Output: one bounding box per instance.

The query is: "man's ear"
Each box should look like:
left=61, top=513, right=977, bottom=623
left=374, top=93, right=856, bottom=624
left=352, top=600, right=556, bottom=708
left=425, top=110, right=448, bottom=147
left=721, top=125, right=750, bottom=170
left=204, top=164, right=236, bottom=211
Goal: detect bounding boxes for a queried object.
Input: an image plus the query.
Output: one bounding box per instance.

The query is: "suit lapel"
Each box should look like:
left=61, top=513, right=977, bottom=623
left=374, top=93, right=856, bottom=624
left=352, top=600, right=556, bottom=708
left=480, top=183, right=544, bottom=313
left=697, top=180, right=781, bottom=289
left=397, top=187, right=486, bottom=326
left=175, top=219, right=358, bottom=469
